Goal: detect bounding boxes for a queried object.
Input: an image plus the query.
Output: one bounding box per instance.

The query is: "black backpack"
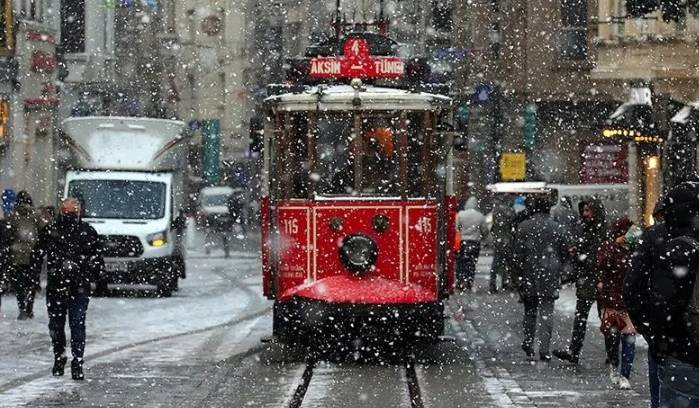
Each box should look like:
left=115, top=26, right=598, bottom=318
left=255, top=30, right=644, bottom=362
left=654, top=235, right=699, bottom=345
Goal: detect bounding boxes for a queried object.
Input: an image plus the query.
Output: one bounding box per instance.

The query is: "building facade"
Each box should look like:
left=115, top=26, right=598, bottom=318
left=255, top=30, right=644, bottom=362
left=0, top=0, right=60, bottom=207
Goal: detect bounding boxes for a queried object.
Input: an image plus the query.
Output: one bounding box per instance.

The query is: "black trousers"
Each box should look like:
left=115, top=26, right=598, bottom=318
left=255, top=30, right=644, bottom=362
left=569, top=297, right=596, bottom=356
left=12, top=264, right=36, bottom=315
left=522, top=297, right=555, bottom=355
left=47, top=288, right=89, bottom=360
left=457, top=241, right=480, bottom=289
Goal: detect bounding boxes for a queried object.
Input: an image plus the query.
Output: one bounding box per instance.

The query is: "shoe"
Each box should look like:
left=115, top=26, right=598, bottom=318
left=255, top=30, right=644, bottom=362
left=607, top=364, right=620, bottom=386
left=618, top=376, right=631, bottom=390
left=552, top=349, right=579, bottom=364
left=521, top=344, right=535, bottom=359
left=52, top=356, right=67, bottom=377
left=71, top=358, right=84, bottom=380
left=539, top=352, right=552, bottom=362
left=17, top=311, right=29, bottom=320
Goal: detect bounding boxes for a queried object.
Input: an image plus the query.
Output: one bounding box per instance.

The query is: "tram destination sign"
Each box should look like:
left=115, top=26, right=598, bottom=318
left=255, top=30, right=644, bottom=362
left=309, top=38, right=404, bottom=79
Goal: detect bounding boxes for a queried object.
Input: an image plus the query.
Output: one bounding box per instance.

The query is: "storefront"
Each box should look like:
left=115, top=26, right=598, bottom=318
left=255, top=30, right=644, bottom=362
left=667, top=103, right=699, bottom=188
left=601, top=100, right=664, bottom=225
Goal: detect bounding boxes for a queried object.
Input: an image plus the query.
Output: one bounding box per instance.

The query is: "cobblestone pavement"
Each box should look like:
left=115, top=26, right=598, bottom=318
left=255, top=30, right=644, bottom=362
left=1, top=249, right=653, bottom=407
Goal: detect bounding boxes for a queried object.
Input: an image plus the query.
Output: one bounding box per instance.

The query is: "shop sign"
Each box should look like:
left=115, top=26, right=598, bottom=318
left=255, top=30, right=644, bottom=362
left=580, top=144, right=628, bottom=184
left=499, top=152, right=526, bottom=181
left=309, top=38, right=404, bottom=79
left=30, top=50, right=56, bottom=73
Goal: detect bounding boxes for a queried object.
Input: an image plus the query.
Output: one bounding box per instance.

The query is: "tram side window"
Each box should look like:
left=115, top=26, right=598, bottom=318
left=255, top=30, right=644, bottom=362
left=315, top=113, right=353, bottom=195
left=288, top=114, right=309, bottom=199
left=407, top=113, right=426, bottom=198
left=272, top=113, right=309, bottom=199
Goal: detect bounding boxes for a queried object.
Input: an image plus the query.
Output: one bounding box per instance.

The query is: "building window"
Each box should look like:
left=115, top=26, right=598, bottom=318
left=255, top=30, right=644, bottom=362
left=61, top=0, right=85, bottom=53
left=560, top=0, right=588, bottom=59
left=432, top=1, right=453, bottom=33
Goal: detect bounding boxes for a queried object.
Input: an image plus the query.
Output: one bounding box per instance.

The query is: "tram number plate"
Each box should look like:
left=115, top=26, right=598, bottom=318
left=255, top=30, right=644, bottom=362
left=105, top=262, right=129, bottom=273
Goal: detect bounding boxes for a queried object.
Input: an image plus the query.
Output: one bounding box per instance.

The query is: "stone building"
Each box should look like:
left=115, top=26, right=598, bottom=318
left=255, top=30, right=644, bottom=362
left=0, top=0, right=60, bottom=206
left=452, top=0, right=626, bottom=207
left=593, top=4, right=699, bottom=222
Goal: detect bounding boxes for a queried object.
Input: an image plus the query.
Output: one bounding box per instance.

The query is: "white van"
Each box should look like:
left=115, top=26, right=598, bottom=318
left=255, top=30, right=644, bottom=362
left=62, top=117, right=188, bottom=297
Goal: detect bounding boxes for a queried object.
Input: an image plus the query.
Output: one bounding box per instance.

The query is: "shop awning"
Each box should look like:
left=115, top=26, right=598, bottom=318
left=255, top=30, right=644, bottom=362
left=602, top=103, right=662, bottom=144
left=607, top=103, right=655, bottom=131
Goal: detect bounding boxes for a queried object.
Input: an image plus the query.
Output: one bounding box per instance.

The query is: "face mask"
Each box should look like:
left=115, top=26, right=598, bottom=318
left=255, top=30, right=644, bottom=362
left=62, top=213, right=80, bottom=224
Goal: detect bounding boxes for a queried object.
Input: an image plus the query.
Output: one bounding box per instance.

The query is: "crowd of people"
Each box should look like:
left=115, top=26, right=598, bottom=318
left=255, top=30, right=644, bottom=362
left=456, top=181, right=699, bottom=407
left=0, top=193, right=103, bottom=381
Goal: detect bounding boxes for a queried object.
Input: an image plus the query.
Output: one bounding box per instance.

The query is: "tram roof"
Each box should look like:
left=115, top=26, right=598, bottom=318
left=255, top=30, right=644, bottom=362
left=264, top=84, right=452, bottom=112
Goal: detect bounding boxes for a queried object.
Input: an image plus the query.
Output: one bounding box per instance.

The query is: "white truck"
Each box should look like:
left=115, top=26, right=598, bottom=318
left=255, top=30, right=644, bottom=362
left=62, top=116, right=188, bottom=297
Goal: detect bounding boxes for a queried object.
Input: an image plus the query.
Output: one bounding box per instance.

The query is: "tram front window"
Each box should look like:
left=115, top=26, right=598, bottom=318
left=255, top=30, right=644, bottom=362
left=314, top=114, right=400, bottom=196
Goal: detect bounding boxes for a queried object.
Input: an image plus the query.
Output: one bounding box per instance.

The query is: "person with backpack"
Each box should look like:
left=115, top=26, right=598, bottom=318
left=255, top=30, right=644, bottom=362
left=7, top=191, right=41, bottom=320
left=625, top=181, right=699, bottom=407
left=35, top=198, right=103, bottom=380
left=597, top=217, right=636, bottom=389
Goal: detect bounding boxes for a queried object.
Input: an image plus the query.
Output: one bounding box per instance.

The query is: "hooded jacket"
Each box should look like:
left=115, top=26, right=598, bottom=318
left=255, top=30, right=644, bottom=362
left=456, top=197, right=488, bottom=242
left=624, top=182, right=699, bottom=366
left=575, top=197, right=607, bottom=300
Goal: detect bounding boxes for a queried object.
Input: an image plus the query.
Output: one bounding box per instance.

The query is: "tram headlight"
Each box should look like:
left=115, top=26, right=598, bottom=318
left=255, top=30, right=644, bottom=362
left=339, top=234, right=378, bottom=274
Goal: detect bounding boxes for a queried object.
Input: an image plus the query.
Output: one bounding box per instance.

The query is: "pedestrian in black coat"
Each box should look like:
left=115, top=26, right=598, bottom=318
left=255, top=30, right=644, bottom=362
left=624, top=182, right=699, bottom=407
left=34, top=198, right=103, bottom=380
left=554, top=196, right=607, bottom=364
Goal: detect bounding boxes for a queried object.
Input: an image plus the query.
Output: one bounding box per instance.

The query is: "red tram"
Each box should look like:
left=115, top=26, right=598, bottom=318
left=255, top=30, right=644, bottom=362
left=259, top=30, right=456, bottom=343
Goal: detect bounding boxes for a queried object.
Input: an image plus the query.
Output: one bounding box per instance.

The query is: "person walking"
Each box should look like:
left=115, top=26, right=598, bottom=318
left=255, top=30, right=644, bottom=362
left=554, top=197, right=607, bottom=364
left=35, top=198, right=103, bottom=380
left=7, top=191, right=41, bottom=320
left=596, top=217, right=636, bottom=389
left=456, top=197, right=488, bottom=291
left=551, top=195, right=580, bottom=285
left=489, top=201, right=516, bottom=293
left=625, top=181, right=699, bottom=408
left=513, top=195, right=571, bottom=361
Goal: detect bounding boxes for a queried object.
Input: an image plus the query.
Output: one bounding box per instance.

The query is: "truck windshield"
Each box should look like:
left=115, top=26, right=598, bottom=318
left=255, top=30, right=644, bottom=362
left=68, top=180, right=167, bottom=220
left=202, top=194, right=229, bottom=207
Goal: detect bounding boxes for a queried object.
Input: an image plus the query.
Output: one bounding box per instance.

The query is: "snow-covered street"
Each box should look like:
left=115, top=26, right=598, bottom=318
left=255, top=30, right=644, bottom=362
left=0, top=237, right=654, bottom=407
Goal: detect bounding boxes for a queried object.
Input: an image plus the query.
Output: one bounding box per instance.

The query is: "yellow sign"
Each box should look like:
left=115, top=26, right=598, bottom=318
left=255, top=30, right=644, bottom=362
left=499, top=152, right=526, bottom=181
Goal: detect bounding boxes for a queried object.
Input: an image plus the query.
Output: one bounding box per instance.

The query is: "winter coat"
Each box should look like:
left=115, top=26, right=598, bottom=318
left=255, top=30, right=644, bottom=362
left=7, top=203, right=40, bottom=266
left=491, top=203, right=516, bottom=248
left=457, top=198, right=488, bottom=242
left=513, top=212, right=571, bottom=300
left=574, top=197, right=607, bottom=300
left=596, top=239, right=631, bottom=310
left=35, top=216, right=102, bottom=294
left=551, top=203, right=578, bottom=237
left=625, top=222, right=699, bottom=366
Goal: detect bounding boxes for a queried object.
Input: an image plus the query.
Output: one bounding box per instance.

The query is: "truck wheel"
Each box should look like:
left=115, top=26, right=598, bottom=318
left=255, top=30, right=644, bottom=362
left=94, top=281, right=109, bottom=297
left=157, top=280, right=173, bottom=298
left=175, top=257, right=186, bottom=279
left=169, top=276, right=179, bottom=292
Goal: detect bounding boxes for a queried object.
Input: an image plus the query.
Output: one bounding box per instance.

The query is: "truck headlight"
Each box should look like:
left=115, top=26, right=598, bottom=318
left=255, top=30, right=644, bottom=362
left=147, top=231, right=168, bottom=247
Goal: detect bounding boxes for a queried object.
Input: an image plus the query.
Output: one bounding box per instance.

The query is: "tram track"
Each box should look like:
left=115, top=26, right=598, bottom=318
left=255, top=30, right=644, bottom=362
left=284, top=357, right=426, bottom=408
